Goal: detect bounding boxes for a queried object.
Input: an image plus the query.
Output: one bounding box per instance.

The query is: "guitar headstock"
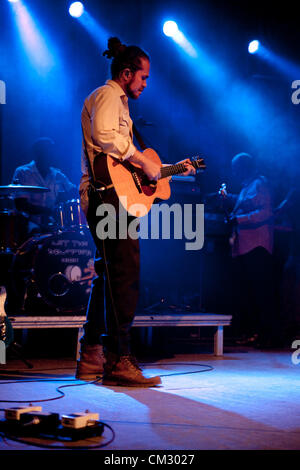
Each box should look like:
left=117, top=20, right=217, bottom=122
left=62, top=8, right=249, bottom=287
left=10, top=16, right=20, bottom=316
left=218, top=183, right=227, bottom=198
left=191, top=156, right=206, bottom=171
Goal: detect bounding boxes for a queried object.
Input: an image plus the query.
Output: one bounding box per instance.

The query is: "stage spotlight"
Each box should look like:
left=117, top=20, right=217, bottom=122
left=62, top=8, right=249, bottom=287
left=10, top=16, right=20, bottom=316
left=248, top=40, right=260, bottom=54
left=8, top=0, right=20, bottom=3
left=163, top=21, right=197, bottom=58
left=69, top=2, right=84, bottom=18
left=163, top=21, right=179, bottom=38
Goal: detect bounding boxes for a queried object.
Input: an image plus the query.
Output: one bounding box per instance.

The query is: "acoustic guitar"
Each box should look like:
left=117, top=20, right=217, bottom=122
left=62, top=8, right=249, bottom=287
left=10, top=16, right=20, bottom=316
left=93, top=148, right=206, bottom=217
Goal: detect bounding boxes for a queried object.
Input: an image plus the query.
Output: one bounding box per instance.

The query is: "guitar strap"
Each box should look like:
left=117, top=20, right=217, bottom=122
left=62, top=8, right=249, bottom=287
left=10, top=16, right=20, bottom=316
left=132, top=123, right=147, bottom=151
left=81, top=124, right=95, bottom=186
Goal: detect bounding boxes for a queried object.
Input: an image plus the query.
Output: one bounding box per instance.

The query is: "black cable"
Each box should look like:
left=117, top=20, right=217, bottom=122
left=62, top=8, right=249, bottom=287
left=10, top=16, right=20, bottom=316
left=0, top=363, right=213, bottom=448
left=0, top=377, right=102, bottom=404
left=140, top=361, right=214, bottom=376
left=0, top=376, right=115, bottom=449
left=0, top=362, right=213, bottom=407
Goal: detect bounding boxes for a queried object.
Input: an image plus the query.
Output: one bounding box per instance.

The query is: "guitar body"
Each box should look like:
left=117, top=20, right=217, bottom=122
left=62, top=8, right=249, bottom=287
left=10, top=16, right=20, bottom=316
left=94, top=148, right=171, bottom=217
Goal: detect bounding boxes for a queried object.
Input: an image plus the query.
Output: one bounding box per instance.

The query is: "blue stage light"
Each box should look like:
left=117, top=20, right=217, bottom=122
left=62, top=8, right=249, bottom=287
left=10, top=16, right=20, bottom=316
left=8, top=0, right=56, bottom=73
left=69, top=2, right=84, bottom=18
left=248, top=40, right=260, bottom=54
left=163, top=21, right=179, bottom=38
left=163, top=21, right=197, bottom=57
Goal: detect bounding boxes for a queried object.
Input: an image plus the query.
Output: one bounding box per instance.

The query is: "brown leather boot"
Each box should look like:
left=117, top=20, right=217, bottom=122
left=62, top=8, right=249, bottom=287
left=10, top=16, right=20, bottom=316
left=75, top=344, right=104, bottom=380
left=102, top=354, right=161, bottom=387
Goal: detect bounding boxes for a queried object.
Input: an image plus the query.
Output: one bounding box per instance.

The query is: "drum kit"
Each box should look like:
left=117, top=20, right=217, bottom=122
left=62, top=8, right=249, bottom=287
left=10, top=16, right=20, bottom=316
left=0, top=184, right=95, bottom=314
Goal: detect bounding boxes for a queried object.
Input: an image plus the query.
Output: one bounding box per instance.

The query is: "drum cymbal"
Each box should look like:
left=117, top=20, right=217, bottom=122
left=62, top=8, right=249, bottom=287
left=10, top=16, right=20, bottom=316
left=0, top=184, right=50, bottom=195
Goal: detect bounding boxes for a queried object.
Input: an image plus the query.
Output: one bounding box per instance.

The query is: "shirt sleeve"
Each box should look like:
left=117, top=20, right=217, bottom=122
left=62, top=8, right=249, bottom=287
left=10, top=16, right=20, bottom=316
left=12, top=167, right=25, bottom=184
left=91, top=88, right=136, bottom=161
left=55, top=170, right=76, bottom=192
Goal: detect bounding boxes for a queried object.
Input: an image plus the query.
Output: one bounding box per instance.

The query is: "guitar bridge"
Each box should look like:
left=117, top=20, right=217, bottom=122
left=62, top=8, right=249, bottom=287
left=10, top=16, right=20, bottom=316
left=131, top=171, right=143, bottom=193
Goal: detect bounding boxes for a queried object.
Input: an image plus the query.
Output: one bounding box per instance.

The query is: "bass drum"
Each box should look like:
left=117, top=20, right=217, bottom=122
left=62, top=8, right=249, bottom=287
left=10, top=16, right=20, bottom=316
left=11, top=230, right=95, bottom=314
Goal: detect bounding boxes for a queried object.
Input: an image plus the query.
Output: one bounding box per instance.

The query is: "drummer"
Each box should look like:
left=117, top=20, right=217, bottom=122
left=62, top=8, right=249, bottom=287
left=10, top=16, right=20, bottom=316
left=12, top=137, right=77, bottom=233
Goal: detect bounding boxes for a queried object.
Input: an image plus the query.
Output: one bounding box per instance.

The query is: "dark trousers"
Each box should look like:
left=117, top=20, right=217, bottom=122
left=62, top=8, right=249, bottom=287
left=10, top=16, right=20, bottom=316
left=81, top=189, right=140, bottom=355
left=232, top=247, right=279, bottom=343
left=281, top=255, right=300, bottom=339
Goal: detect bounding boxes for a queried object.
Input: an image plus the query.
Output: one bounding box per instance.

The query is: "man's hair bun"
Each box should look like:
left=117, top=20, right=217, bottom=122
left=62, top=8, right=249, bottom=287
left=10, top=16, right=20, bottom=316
left=103, top=37, right=126, bottom=59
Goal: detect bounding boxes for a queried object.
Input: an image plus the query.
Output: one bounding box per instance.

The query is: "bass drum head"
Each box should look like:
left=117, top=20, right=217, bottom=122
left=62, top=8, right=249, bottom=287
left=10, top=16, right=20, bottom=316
left=16, top=230, right=95, bottom=314
left=34, top=230, right=95, bottom=313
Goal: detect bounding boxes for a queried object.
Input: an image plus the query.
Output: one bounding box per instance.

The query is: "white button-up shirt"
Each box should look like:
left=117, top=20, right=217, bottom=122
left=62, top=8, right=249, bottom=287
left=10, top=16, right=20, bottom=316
left=80, top=80, right=137, bottom=214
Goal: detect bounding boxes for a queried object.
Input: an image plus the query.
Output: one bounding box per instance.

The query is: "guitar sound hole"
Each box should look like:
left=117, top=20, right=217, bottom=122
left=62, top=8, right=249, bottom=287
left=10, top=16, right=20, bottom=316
left=142, top=181, right=157, bottom=196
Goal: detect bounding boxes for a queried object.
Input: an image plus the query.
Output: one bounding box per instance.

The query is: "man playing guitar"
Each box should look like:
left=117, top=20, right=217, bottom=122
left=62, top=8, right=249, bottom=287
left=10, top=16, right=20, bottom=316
left=77, top=37, right=196, bottom=386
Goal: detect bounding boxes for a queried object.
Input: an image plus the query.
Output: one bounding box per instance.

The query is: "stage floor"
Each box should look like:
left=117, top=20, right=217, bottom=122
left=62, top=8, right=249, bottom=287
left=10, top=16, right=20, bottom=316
left=0, top=347, right=299, bottom=452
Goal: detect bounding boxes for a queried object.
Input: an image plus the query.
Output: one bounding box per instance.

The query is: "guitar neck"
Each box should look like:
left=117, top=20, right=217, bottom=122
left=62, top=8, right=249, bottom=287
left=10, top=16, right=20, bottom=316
left=160, top=160, right=201, bottom=180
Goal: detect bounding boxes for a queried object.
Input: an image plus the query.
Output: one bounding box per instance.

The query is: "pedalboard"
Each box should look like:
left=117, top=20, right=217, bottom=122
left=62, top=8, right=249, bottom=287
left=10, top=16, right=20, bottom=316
left=0, top=406, right=104, bottom=441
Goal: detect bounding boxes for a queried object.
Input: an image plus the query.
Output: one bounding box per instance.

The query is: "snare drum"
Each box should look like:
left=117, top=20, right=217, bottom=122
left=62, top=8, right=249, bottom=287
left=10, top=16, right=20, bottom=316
left=56, top=199, right=87, bottom=229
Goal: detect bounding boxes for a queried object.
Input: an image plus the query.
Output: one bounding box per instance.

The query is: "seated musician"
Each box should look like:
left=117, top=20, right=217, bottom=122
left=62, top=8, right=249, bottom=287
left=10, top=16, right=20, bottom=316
left=4, top=138, right=77, bottom=315
left=12, top=137, right=77, bottom=233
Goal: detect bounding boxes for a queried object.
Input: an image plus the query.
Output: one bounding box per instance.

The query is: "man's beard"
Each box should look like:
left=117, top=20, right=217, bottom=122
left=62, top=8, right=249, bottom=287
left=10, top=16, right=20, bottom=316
left=126, top=82, right=139, bottom=100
